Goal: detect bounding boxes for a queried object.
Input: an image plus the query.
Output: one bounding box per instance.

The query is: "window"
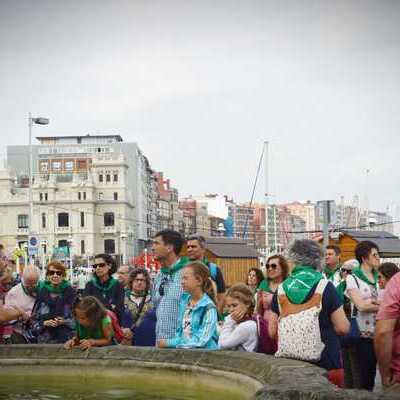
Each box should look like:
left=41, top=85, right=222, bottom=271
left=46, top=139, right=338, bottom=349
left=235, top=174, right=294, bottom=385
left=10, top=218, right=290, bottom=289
left=40, top=161, right=49, bottom=172
left=83, top=192, right=86, bottom=200
left=42, top=213, right=46, bottom=229
left=104, top=212, right=115, bottom=226
left=40, top=193, right=43, bottom=201
left=113, top=192, right=118, bottom=201
left=113, top=174, right=118, bottom=182
left=78, top=192, right=81, bottom=200
left=18, top=214, right=28, bottom=228
left=52, top=161, right=61, bottom=171
left=104, top=239, right=115, bottom=254
left=106, top=174, right=111, bottom=183
left=65, top=161, right=74, bottom=170
left=99, top=174, right=103, bottom=183
left=81, top=240, right=85, bottom=254
left=44, top=193, right=48, bottom=201
left=58, top=213, right=69, bottom=227
left=58, top=240, right=68, bottom=248
left=80, top=212, right=85, bottom=227
left=98, top=192, right=104, bottom=200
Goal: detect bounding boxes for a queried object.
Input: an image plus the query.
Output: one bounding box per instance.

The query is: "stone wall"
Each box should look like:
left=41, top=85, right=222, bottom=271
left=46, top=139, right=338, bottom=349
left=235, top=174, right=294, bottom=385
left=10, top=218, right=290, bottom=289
left=0, top=345, right=394, bottom=400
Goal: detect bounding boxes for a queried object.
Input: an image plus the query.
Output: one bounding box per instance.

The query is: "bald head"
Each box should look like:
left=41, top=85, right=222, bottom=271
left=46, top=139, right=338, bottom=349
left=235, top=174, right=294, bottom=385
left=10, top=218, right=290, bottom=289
left=22, top=265, right=40, bottom=291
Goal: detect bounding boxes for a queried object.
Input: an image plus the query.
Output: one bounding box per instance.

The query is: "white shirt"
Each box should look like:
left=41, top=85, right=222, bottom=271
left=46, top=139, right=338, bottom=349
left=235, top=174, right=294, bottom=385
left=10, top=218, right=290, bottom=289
left=218, top=315, right=258, bottom=352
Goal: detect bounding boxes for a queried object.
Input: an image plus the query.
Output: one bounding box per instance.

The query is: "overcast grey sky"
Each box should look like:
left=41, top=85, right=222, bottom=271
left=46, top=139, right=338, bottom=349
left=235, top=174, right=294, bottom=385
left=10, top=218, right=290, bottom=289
left=1, top=0, right=399, bottom=216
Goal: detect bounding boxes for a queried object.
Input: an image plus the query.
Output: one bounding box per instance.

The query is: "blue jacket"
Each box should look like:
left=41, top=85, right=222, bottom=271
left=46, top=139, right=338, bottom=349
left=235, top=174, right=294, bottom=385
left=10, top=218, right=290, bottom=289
left=166, top=292, right=218, bottom=349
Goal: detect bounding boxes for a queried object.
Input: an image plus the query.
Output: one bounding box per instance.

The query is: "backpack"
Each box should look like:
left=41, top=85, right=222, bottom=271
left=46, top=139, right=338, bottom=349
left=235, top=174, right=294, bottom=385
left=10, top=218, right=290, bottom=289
left=253, top=314, right=277, bottom=355
left=207, top=262, right=218, bottom=281
left=106, top=310, right=124, bottom=344
left=275, top=279, right=328, bottom=362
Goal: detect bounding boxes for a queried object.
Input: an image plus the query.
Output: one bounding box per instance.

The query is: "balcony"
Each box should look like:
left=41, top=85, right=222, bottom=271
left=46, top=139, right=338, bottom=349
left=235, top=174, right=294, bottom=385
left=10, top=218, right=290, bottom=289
left=16, top=228, right=29, bottom=236
left=55, top=226, right=70, bottom=234
left=101, top=226, right=117, bottom=235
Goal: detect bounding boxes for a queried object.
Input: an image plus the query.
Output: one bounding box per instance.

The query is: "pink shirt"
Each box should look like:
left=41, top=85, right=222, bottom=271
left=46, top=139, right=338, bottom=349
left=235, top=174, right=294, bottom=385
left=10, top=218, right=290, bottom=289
left=376, top=272, right=400, bottom=382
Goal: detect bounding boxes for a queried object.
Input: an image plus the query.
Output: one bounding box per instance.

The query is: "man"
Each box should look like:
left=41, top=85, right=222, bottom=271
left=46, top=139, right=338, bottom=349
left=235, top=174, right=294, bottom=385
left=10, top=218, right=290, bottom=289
left=4, top=265, right=39, bottom=342
left=151, top=229, right=188, bottom=343
left=323, top=245, right=341, bottom=286
left=117, top=264, right=132, bottom=291
left=186, top=235, right=225, bottom=313
left=375, top=271, right=400, bottom=395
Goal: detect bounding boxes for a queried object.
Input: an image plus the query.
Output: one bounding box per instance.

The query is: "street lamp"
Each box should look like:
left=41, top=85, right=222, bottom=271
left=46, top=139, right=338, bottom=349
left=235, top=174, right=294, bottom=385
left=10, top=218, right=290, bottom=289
left=120, top=232, right=127, bottom=265
left=28, top=113, right=49, bottom=264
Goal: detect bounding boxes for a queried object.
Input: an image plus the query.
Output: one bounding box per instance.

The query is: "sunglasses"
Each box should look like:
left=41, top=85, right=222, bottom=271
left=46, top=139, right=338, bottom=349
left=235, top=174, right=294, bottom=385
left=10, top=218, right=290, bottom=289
left=93, top=263, right=107, bottom=269
left=47, top=270, right=63, bottom=277
left=340, top=268, right=352, bottom=274
left=159, top=276, right=169, bottom=296
left=266, top=263, right=279, bottom=270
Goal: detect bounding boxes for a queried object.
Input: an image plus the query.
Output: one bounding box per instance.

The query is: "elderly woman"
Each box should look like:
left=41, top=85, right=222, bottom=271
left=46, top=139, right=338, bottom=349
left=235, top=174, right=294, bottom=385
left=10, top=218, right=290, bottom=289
left=84, top=253, right=125, bottom=323
left=29, top=261, right=75, bottom=343
left=268, top=240, right=349, bottom=388
left=121, top=268, right=155, bottom=346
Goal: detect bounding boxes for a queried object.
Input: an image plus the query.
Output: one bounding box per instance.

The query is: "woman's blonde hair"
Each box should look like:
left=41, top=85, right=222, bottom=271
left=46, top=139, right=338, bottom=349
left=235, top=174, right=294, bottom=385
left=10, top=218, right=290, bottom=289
left=185, top=262, right=217, bottom=304
left=226, top=283, right=255, bottom=317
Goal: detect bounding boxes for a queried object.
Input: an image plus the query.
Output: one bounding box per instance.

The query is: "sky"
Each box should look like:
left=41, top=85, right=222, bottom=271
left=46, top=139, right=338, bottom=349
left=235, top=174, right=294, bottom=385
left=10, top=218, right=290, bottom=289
left=1, top=0, right=399, bottom=219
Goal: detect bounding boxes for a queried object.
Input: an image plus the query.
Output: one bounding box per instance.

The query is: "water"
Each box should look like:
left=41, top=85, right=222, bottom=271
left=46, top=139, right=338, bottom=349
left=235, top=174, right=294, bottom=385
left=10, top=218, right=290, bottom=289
left=0, top=366, right=251, bottom=400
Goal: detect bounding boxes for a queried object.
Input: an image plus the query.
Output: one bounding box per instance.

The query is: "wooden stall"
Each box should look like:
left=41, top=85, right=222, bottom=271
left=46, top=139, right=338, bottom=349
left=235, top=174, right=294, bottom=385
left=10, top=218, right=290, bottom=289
left=182, top=237, right=260, bottom=287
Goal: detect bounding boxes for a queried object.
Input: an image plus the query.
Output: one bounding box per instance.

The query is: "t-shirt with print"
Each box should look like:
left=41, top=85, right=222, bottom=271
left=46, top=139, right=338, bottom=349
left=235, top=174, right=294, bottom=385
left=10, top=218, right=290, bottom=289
left=376, top=272, right=400, bottom=382
left=271, top=281, right=342, bottom=371
left=345, top=274, right=381, bottom=338
left=182, top=302, right=194, bottom=340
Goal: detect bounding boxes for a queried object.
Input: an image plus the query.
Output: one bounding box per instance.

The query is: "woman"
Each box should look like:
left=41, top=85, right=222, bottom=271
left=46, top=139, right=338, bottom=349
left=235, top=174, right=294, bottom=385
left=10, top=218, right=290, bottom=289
left=29, top=261, right=75, bottom=344
left=257, top=255, right=289, bottom=321
left=245, top=268, right=264, bottom=295
left=345, top=241, right=382, bottom=391
left=268, top=240, right=349, bottom=388
left=84, top=253, right=125, bottom=323
left=121, top=268, right=155, bottom=346
left=378, top=262, right=399, bottom=290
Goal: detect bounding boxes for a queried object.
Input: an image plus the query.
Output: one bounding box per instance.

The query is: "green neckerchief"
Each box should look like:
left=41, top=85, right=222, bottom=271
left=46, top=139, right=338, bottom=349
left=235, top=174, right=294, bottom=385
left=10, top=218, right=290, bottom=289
left=160, top=257, right=188, bottom=275
left=282, top=265, right=323, bottom=304
left=352, top=267, right=378, bottom=288
left=324, top=264, right=340, bottom=280
left=336, top=280, right=346, bottom=302
left=127, top=289, right=147, bottom=298
left=37, top=279, right=70, bottom=295
left=92, top=275, right=118, bottom=296
left=258, top=279, right=275, bottom=294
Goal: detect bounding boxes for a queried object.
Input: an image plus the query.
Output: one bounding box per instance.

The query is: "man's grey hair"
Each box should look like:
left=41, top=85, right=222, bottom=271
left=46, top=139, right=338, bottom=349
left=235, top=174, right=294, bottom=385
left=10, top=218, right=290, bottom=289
left=288, top=239, right=323, bottom=270
left=22, top=265, right=40, bottom=278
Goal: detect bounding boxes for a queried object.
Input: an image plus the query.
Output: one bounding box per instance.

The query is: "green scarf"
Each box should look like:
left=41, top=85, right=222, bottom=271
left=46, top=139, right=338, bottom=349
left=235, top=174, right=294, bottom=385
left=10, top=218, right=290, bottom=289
left=160, top=257, right=188, bottom=275
left=282, top=265, right=323, bottom=304
left=352, top=267, right=378, bottom=287
left=324, top=265, right=340, bottom=280
left=92, top=275, right=118, bottom=296
left=258, top=279, right=275, bottom=294
left=37, top=279, right=70, bottom=295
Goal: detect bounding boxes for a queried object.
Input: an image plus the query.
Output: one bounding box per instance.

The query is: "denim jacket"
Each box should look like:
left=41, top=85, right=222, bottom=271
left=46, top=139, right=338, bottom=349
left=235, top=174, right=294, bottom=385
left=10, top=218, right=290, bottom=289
left=166, top=292, right=218, bottom=349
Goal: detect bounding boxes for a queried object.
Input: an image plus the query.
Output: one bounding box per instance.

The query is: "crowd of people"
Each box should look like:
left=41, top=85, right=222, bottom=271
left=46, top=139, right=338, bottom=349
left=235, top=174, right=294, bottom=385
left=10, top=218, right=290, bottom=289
left=1, top=230, right=400, bottom=395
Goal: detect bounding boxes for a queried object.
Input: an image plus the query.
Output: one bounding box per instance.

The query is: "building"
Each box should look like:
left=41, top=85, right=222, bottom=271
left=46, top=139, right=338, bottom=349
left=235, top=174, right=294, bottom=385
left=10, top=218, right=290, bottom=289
left=4, top=134, right=156, bottom=262
left=231, top=203, right=255, bottom=241
left=284, top=201, right=316, bottom=238
left=179, top=198, right=210, bottom=237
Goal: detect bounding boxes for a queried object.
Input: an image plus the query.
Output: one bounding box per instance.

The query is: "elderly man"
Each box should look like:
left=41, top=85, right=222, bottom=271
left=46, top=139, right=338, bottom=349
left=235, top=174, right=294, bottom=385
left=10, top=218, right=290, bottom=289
left=117, top=264, right=132, bottom=291
left=5, top=265, right=40, bottom=343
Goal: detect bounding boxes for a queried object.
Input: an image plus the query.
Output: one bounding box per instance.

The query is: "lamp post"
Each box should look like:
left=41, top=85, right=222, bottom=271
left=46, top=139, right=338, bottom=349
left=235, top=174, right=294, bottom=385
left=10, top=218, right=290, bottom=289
left=28, top=114, right=49, bottom=264
left=120, top=232, right=127, bottom=265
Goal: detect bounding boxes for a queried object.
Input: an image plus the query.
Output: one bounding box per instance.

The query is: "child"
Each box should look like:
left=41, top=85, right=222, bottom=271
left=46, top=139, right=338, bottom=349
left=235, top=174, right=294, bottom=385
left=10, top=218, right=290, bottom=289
left=218, top=284, right=258, bottom=352
left=157, top=262, right=218, bottom=349
left=64, top=296, right=114, bottom=350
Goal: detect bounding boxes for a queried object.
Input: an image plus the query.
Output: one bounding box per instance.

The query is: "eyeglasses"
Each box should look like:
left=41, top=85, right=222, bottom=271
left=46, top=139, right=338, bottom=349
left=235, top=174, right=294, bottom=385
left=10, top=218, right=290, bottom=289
left=340, top=268, right=352, bottom=274
left=134, top=278, right=146, bottom=283
left=93, top=263, right=107, bottom=269
left=47, top=270, right=63, bottom=277
left=266, top=263, right=278, bottom=270
left=159, top=276, right=169, bottom=296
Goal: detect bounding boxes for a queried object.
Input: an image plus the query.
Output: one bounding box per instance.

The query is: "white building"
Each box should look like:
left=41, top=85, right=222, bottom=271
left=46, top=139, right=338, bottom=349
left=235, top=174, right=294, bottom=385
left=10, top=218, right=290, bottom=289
left=3, top=135, right=156, bottom=263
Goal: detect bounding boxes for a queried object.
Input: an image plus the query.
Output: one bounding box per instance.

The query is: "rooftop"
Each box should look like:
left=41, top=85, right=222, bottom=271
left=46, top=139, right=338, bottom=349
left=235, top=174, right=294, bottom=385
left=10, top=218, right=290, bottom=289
left=205, top=237, right=259, bottom=259
left=35, top=134, right=123, bottom=142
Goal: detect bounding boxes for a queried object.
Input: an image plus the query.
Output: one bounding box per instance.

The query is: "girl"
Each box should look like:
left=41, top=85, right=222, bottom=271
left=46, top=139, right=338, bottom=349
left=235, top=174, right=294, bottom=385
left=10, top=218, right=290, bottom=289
left=64, top=296, right=114, bottom=350
left=158, top=262, right=218, bottom=349
left=30, top=261, right=75, bottom=344
left=218, top=284, right=258, bottom=352
left=121, top=268, right=155, bottom=346
left=245, top=268, right=264, bottom=295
